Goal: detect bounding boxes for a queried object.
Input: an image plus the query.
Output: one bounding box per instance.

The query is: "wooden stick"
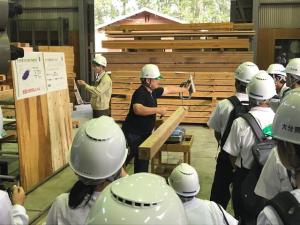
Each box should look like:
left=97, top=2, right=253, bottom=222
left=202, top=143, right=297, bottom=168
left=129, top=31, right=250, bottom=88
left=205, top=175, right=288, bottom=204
left=139, top=106, right=189, bottom=160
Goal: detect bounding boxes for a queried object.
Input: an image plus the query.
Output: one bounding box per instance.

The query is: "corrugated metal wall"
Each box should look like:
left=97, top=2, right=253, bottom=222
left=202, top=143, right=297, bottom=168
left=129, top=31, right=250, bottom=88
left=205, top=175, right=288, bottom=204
left=258, top=0, right=300, bottom=28
left=18, top=0, right=79, bottom=30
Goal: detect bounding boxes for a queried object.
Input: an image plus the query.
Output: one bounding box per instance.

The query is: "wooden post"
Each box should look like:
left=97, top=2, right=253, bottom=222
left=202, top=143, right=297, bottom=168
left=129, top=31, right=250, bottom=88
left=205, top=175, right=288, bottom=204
left=139, top=106, right=188, bottom=160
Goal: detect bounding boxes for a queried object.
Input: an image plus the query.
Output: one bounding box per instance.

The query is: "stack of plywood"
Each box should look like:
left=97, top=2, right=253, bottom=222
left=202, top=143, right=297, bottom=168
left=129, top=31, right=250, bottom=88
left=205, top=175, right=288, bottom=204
left=37, top=46, right=77, bottom=104
left=100, top=22, right=254, bottom=124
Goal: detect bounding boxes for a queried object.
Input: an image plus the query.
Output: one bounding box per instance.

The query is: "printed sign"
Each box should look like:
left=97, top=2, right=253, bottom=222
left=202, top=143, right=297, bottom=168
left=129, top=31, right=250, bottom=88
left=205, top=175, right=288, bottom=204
left=12, top=52, right=47, bottom=100
left=43, top=52, right=68, bottom=93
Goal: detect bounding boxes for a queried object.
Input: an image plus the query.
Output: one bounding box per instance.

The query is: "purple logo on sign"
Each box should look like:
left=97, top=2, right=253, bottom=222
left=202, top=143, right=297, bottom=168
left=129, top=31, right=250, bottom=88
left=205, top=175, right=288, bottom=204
left=22, top=70, right=30, bottom=80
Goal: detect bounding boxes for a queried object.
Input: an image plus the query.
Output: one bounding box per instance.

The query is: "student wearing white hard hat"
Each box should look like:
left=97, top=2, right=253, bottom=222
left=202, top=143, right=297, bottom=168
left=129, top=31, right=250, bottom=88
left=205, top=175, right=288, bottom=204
left=286, top=58, right=300, bottom=90
left=223, top=71, right=277, bottom=219
left=208, top=62, right=259, bottom=209
left=257, top=89, right=300, bottom=225
left=77, top=55, right=112, bottom=118
left=46, top=116, right=128, bottom=225
left=267, top=63, right=289, bottom=98
left=168, top=163, right=238, bottom=225
left=268, top=63, right=290, bottom=112
left=122, top=64, right=188, bottom=173
left=0, top=185, right=28, bottom=225
left=86, top=173, right=188, bottom=225
left=255, top=60, right=300, bottom=200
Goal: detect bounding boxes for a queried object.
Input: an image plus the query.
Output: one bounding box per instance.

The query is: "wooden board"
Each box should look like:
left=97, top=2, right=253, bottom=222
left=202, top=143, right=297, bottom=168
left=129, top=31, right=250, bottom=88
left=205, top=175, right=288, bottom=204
left=12, top=60, right=72, bottom=191
left=139, top=106, right=188, bottom=160
left=104, top=23, right=234, bottom=31
left=102, top=39, right=250, bottom=50
left=47, top=90, right=72, bottom=171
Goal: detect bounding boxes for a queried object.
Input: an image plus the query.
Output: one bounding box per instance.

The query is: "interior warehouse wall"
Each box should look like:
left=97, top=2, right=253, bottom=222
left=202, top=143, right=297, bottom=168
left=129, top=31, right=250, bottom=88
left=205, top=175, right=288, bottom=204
left=16, top=0, right=79, bottom=31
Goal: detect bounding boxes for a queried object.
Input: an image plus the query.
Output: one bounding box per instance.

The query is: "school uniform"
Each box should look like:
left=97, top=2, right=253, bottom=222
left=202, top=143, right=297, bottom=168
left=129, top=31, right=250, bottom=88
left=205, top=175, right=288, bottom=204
left=255, top=148, right=293, bottom=200
left=122, top=85, right=164, bottom=173
left=207, top=93, right=248, bottom=208
left=183, top=197, right=238, bottom=225
left=257, top=189, right=300, bottom=225
left=0, top=190, right=28, bottom=225
left=223, top=106, right=275, bottom=218
left=85, top=71, right=112, bottom=118
left=46, top=192, right=100, bottom=225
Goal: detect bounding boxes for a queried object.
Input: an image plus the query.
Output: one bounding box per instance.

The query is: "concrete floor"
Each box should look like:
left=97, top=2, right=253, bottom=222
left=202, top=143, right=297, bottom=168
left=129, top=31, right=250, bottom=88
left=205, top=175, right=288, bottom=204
left=2, top=105, right=234, bottom=224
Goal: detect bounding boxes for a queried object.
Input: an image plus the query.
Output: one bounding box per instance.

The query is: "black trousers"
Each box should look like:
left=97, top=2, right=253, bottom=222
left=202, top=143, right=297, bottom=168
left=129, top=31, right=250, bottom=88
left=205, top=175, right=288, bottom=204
left=123, top=130, right=150, bottom=173
left=210, top=150, right=235, bottom=209
left=92, top=109, right=110, bottom=118
left=232, top=167, right=250, bottom=219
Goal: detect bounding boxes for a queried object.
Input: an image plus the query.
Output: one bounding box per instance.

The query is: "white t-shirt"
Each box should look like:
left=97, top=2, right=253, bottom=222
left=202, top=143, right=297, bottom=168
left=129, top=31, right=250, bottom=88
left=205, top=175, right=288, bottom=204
left=0, top=190, right=28, bottom=225
left=183, top=197, right=238, bottom=225
left=257, top=189, right=300, bottom=225
left=223, top=107, right=275, bottom=169
left=207, top=93, right=249, bottom=135
left=255, top=148, right=293, bottom=200
left=46, top=192, right=100, bottom=225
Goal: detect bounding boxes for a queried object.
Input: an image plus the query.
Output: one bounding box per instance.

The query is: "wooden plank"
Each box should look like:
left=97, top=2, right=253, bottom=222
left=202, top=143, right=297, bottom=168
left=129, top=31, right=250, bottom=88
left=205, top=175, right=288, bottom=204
left=15, top=95, right=53, bottom=191
left=102, top=39, right=250, bottom=49
left=106, top=30, right=255, bottom=38
left=46, top=90, right=72, bottom=171
left=139, top=106, right=188, bottom=160
left=102, top=52, right=254, bottom=64
left=233, top=23, right=254, bottom=31
left=104, top=23, right=234, bottom=31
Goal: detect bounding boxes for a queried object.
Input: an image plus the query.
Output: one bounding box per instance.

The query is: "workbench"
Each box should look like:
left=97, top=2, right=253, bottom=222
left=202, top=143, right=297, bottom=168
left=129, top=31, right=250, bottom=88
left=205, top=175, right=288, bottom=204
left=151, top=134, right=194, bottom=177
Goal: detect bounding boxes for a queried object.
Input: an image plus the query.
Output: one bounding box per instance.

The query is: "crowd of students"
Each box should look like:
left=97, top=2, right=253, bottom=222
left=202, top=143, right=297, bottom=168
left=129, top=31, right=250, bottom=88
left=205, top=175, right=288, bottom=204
left=1, top=57, right=300, bottom=225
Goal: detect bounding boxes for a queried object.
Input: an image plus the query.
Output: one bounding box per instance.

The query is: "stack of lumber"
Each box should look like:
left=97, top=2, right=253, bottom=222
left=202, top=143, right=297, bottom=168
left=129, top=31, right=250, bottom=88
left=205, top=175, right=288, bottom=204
left=110, top=71, right=235, bottom=124
left=37, top=46, right=77, bottom=104
left=100, top=22, right=254, bottom=124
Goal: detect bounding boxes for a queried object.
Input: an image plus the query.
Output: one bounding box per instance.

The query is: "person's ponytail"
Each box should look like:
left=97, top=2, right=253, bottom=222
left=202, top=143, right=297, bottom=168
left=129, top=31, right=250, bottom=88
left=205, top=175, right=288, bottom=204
left=68, top=180, right=97, bottom=209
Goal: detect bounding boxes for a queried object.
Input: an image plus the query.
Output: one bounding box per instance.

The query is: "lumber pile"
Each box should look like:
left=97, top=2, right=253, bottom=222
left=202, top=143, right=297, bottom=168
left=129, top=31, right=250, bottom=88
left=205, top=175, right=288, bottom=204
left=99, top=23, right=254, bottom=124
left=110, top=71, right=235, bottom=124
left=37, top=46, right=77, bottom=104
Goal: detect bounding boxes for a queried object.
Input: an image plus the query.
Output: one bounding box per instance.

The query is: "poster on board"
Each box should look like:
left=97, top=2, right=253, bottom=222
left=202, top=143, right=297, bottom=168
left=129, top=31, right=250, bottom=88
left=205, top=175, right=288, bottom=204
left=12, top=52, right=47, bottom=100
left=43, top=52, right=68, bottom=93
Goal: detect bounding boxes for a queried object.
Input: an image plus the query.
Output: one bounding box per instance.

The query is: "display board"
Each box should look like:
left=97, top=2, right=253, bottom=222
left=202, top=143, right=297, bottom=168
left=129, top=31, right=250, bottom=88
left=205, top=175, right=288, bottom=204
left=12, top=51, right=72, bottom=191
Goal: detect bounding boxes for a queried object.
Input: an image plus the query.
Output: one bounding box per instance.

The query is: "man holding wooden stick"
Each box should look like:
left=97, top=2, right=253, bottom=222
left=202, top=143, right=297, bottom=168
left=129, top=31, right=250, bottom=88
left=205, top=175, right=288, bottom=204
left=77, top=55, right=112, bottom=118
left=122, top=64, right=188, bottom=173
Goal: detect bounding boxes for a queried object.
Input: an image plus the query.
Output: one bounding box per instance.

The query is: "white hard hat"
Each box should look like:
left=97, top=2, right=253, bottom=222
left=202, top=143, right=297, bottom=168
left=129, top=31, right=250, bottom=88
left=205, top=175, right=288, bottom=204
left=69, top=116, right=128, bottom=180
left=140, top=64, right=163, bottom=80
left=86, top=173, right=187, bottom=225
left=168, top=163, right=200, bottom=197
left=267, top=63, right=286, bottom=77
left=286, top=58, right=300, bottom=79
left=93, top=55, right=107, bottom=67
left=247, top=70, right=277, bottom=100
left=273, top=88, right=300, bottom=145
left=235, top=62, right=259, bottom=84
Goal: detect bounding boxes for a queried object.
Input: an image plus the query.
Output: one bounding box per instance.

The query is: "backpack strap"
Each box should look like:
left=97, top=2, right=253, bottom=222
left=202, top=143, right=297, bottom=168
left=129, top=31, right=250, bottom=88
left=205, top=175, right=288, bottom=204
left=241, top=113, right=265, bottom=142
left=267, top=191, right=300, bottom=225
left=220, top=96, right=242, bottom=148
left=216, top=204, right=230, bottom=225
left=282, top=88, right=291, bottom=98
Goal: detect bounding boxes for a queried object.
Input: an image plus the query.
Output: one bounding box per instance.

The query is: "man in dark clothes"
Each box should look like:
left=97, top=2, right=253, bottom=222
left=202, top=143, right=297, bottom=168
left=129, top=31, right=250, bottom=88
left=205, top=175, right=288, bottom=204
left=122, top=64, right=188, bottom=173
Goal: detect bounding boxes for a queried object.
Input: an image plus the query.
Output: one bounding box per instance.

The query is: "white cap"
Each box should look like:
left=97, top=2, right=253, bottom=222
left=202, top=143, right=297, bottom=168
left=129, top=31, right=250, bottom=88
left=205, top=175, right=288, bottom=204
left=86, top=173, right=187, bottom=225
left=140, top=64, right=163, bottom=79
left=273, top=88, right=300, bottom=145
left=93, top=55, right=107, bottom=67
left=168, top=163, right=200, bottom=197
left=235, top=62, right=259, bottom=84
left=69, top=116, right=127, bottom=180
left=267, top=64, right=286, bottom=77
left=286, top=58, right=300, bottom=79
left=247, top=70, right=277, bottom=100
